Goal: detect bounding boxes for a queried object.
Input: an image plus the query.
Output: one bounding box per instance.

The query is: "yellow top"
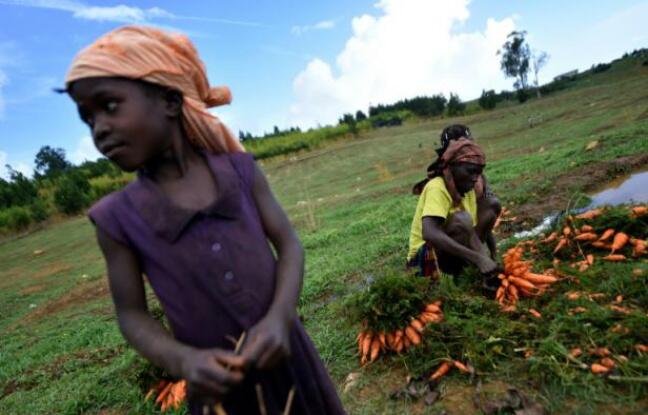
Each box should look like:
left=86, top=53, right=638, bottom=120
left=407, top=177, right=478, bottom=260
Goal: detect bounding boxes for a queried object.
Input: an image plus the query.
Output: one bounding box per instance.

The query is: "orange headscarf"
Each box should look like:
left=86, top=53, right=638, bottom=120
left=438, top=138, right=486, bottom=206
left=65, top=25, right=244, bottom=154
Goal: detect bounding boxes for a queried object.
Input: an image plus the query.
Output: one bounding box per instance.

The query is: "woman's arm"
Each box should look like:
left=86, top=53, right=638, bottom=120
left=96, top=227, right=244, bottom=396
left=422, top=216, right=496, bottom=273
left=240, top=163, right=305, bottom=369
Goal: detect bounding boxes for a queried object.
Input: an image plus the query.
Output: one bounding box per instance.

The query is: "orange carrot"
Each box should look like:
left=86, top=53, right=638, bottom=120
left=610, top=232, right=629, bottom=253
left=580, top=225, right=594, bottom=232
left=357, top=331, right=365, bottom=354
left=542, top=232, right=558, bottom=243
left=631, top=206, right=647, bottom=216
left=563, top=226, right=572, bottom=236
left=410, top=319, right=424, bottom=333
left=425, top=303, right=442, bottom=314
left=361, top=332, right=373, bottom=358
left=570, top=347, right=582, bottom=358
left=589, top=347, right=611, bottom=357
left=429, top=361, right=452, bottom=380
left=378, top=332, right=386, bottom=349
left=394, top=338, right=404, bottom=354
left=385, top=332, right=395, bottom=350
left=553, top=238, right=568, bottom=254
left=635, top=344, right=648, bottom=353
left=522, top=272, right=558, bottom=284
left=508, top=284, right=519, bottom=301
left=495, top=286, right=505, bottom=301
left=598, top=229, right=615, bottom=241
left=528, top=308, right=542, bottom=319
left=586, top=254, right=594, bottom=265
left=370, top=338, right=381, bottom=362
left=405, top=326, right=421, bottom=345
left=574, top=232, right=597, bottom=241
left=402, top=336, right=411, bottom=351
left=453, top=360, right=471, bottom=373
left=575, top=208, right=603, bottom=220
left=591, top=363, right=610, bottom=374
left=509, top=276, right=538, bottom=291
left=394, top=329, right=404, bottom=342
left=602, top=254, right=626, bottom=261
left=155, top=382, right=173, bottom=405
left=600, top=357, right=616, bottom=369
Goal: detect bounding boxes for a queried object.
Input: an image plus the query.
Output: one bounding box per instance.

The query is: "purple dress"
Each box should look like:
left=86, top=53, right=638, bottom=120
left=88, top=152, right=345, bottom=414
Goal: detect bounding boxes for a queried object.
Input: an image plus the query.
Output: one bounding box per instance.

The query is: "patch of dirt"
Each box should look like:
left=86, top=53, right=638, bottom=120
left=515, top=153, right=648, bottom=227
left=30, top=262, right=74, bottom=282
left=9, top=277, right=110, bottom=330
left=19, top=283, right=48, bottom=296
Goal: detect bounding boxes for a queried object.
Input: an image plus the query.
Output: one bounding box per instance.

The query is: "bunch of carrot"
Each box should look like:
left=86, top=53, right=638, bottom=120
left=493, top=206, right=516, bottom=231
left=495, top=245, right=559, bottom=312
left=357, top=301, right=444, bottom=365
left=145, top=379, right=187, bottom=412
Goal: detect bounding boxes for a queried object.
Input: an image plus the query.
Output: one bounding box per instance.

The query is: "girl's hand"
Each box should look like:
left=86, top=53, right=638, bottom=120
left=476, top=255, right=497, bottom=274
left=180, top=348, right=246, bottom=399
left=240, top=312, right=293, bottom=370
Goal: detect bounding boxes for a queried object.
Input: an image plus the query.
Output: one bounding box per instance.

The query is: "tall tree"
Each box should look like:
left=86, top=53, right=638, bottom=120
left=531, top=50, right=549, bottom=98
left=498, top=31, right=531, bottom=90
left=34, top=146, right=70, bottom=179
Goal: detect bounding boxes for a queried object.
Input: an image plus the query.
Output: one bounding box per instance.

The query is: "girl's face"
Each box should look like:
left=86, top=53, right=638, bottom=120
left=450, top=162, right=483, bottom=194
left=69, top=77, right=178, bottom=172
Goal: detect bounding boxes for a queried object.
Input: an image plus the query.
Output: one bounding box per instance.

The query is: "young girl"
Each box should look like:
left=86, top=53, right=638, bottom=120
left=63, top=26, right=345, bottom=414
left=407, top=127, right=500, bottom=287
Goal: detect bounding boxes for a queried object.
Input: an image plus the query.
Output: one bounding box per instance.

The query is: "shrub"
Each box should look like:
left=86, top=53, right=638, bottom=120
left=54, top=172, right=91, bottom=215
left=29, top=200, right=50, bottom=223
left=89, top=174, right=132, bottom=202
left=446, top=93, right=466, bottom=116
left=0, top=206, right=32, bottom=232
left=516, top=88, right=530, bottom=103
left=478, top=89, right=498, bottom=110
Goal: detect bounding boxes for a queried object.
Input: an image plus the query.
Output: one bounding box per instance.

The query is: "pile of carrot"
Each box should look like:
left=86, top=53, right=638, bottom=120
left=357, top=301, right=444, bottom=365
left=145, top=379, right=187, bottom=412
left=495, top=245, right=559, bottom=312
left=543, top=205, right=647, bottom=268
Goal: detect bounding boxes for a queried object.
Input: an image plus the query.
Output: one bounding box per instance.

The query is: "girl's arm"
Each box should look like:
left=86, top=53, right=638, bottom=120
left=95, top=227, right=245, bottom=397
left=240, top=164, right=305, bottom=369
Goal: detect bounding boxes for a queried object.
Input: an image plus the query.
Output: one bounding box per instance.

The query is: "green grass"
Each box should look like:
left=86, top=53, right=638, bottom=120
left=1, top=56, right=647, bottom=414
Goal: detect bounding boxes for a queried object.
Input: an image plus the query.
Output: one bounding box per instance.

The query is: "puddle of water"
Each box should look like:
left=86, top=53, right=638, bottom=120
left=511, top=169, right=647, bottom=240
left=588, top=170, right=648, bottom=207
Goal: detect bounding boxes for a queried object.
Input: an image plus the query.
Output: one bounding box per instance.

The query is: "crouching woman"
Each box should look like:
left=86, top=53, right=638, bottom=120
left=406, top=139, right=498, bottom=281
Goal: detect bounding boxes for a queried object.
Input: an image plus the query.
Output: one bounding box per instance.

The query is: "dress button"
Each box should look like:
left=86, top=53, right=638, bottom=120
left=211, top=242, right=222, bottom=252
left=224, top=271, right=234, bottom=281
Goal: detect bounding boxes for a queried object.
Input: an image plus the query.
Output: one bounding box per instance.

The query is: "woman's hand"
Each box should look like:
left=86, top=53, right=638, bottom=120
left=240, top=312, right=293, bottom=370
left=475, top=255, right=497, bottom=274
left=180, top=348, right=246, bottom=401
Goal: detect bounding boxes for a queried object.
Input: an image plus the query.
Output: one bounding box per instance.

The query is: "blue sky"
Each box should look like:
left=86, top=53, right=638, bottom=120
left=0, top=0, right=646, bottom=178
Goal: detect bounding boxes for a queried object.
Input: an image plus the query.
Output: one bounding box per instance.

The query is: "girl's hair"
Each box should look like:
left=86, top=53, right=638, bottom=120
left=440, top=124, right=472, bottom=150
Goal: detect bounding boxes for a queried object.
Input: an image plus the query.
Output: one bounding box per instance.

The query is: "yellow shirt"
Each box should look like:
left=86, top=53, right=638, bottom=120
left=407, top=177, right=478, bottom=261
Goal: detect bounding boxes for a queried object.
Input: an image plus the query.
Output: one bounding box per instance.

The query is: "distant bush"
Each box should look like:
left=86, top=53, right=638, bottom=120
left=0, top=206, right=32, bottom=232
left=54, top=171, right=91, bottom=215
left=89, top=174, right=132, bottom=201
left=591, top=63, right=611, bottom=73
left=370, top=95, right=446, bottom=118
left=29, top=200, right=49, bottom=223
left=516, top=88, right=531, bottom=103
left=370, top=110, right=410, bottom=128
left=446, top=93, right=466, bottom=116
left=478, top=89, right=498, bottom=110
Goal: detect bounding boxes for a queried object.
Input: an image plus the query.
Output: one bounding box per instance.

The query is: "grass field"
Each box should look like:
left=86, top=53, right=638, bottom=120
left=1, top=56, right=647, bottom=414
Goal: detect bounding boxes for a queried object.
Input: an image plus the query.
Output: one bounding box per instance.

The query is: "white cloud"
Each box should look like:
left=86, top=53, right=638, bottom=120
left=0, top=151, right=33, bottom=180
left=289, top=0, right=515, bottom=127
left=292, top=19, right=336, bottom=36
left=0, top=0, right=263, bottom=26
left=71, top=135, right=102, bottom=164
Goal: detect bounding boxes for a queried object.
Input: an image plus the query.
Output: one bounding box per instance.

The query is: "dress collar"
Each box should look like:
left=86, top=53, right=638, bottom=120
left=125, top=152, right=241, bottom=242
